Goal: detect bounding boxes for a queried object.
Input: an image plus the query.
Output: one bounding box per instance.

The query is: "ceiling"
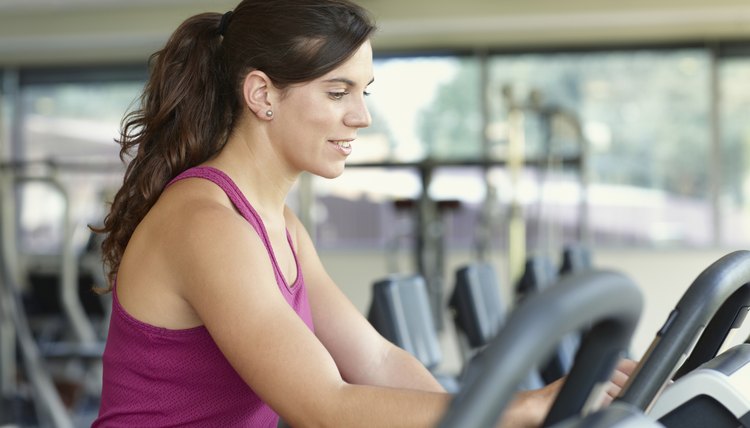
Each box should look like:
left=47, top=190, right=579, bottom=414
left=2, top=0, right=750, bottom=66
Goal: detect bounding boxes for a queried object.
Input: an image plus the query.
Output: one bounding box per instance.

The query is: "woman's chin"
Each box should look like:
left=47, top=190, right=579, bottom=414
left=314, top=165, right=346, bottom=180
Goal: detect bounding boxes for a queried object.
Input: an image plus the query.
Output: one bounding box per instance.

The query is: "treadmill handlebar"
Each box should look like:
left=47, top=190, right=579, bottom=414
left=438, top=270, right=643, bottom=428
left=617, top=249, right=750, bottom=411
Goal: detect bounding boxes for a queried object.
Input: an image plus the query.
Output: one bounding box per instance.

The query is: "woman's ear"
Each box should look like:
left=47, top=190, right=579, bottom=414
left=242, top=70, right=274, bottom=121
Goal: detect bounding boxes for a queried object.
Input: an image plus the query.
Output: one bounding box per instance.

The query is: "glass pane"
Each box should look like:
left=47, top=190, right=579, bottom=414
left=354, top=56, right=482, bottom=163
left=313, top=168, right=422, bottom=250
left=429, top=167, right=489, bottom=250
left=489, top=50, right=712, bottom=247
left=719, top=58, right=750, bottom=246
left=22, top=83, right=141, bottom=161
left=19, top=82, right=141, bottom=254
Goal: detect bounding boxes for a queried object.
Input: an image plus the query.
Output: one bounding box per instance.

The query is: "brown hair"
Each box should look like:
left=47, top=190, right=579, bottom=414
left=95, top=0, right=376, bottom=292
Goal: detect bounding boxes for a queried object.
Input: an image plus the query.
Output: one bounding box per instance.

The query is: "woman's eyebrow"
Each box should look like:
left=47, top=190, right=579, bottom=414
left=323, top=77, right=376, bottom=86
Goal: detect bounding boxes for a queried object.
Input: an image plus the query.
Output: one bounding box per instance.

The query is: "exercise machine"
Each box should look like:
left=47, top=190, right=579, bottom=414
left=449, top=262, right=505, bottom=365
left=448, top=261, right=545, bottom=390
left=367, top=274, right=460, bottom=392
left=516, top=253, right=581, bottom=384
left=0, top=169, right=75, bottom=428
left=640, top=252, right=750, bottom=427
left=0, top=165, right=108, bottom=426
left=568, top=250, right=750, bottom=427
left=649, top=343, right=750, bottom=427
left=438, top=269, right=644, bottom=427
left=559, top=244, right=592, bottom=276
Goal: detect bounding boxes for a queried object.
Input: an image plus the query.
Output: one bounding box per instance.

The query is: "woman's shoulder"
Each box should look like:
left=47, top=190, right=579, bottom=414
left=155, top=175, right=236, bottom=219
left=130, top=177, right=249, bottom=266
left=162, top=173, right=232, bottom=205
left=116, top=178, right=248, bottom=329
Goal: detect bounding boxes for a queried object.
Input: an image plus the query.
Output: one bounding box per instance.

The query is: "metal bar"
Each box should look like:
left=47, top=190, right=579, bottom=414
left=0, top=159, right=125, bottom=173
left=505, top=87, right=527, bottom=288
left=14, top=176, right=98, bottom=345
left=0, top=69, right=19, bottom=399
left=617, top=250, right=750, bottom=411
left=343, top=155, right=583, bottom=169
left=708, top=43, right=723, bottom=246
left=0, top=171, right=73, bottom=428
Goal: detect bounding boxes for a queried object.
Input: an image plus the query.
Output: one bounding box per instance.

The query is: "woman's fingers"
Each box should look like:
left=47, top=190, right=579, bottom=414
left=615, top=358, right=638, bottom=377
left=606, top=358, right=639, bottom=399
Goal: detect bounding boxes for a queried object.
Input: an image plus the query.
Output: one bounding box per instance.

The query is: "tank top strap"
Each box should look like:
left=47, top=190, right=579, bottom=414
left=167, top=166, right=265, bottom=234
left=166, top=166, right=301, bottom=292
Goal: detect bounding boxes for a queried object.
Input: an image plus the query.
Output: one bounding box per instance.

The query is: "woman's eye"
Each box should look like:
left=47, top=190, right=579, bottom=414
left=329, top=91, right=348, bottom=100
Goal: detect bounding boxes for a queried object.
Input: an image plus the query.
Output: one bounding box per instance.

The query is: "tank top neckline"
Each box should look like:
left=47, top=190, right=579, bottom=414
left=168, top=166, right=303, bottom=296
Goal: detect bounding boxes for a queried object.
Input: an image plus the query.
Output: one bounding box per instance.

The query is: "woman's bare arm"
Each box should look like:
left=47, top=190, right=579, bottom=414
left=169, top=202, right=454, bottom=427
left=286, top=209, right=444, bottom=392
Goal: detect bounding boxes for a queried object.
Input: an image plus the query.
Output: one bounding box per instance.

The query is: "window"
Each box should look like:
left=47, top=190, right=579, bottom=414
left=719, top=57, right=750, bottom=246
left=489, top=49, right=712, bottom=247
left=8, top=45, right=750, bottom=252
left=316, top=49, right=720, bottom=250
left=18, top=81, right=141, bottom=254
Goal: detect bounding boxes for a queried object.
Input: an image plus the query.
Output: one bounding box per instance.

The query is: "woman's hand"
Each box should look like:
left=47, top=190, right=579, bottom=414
left=497, top=378, right=563, bottom=428
left=497, top=358, right=638, bottom=427
left=603, top=358, right=638, bottom=404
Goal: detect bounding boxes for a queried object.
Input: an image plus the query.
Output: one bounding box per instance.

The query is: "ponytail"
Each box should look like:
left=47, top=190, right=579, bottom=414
left=95, top=13, right=232, bottom=292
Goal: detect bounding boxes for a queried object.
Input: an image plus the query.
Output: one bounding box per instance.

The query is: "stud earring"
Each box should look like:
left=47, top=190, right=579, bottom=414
left=265, top=110, right=273, bottom=118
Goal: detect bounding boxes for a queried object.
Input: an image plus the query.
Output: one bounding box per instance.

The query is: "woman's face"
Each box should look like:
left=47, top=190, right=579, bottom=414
left=270, top=40, right=374, bottom=179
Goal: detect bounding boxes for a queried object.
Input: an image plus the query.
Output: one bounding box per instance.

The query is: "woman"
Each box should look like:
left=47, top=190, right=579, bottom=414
left=92, top=1, right=633, bottom=426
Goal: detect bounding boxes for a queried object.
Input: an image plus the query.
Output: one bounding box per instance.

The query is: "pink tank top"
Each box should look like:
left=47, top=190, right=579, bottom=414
left=93, top=166, right=314, bottom=427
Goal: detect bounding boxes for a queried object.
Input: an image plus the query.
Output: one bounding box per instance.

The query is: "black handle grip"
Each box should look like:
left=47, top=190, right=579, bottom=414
left=617, top=250, right=750, bottom=410
left=438, top=270, right=642, bottom=428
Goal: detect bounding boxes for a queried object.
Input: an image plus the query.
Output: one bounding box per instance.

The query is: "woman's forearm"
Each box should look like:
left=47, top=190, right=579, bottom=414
left=371, top=345, right=446, bottom=392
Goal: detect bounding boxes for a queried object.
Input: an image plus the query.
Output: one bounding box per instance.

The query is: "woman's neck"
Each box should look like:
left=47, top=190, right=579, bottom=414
left=204, top=130, right=297, bottom=219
